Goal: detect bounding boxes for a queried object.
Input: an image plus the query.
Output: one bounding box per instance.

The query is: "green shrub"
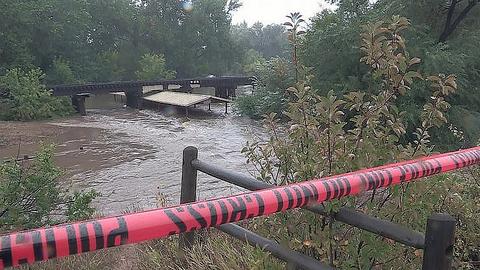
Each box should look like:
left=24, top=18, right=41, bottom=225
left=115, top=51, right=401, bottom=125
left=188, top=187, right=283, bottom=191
left=235, top=93, right=261, bottom=118
left=300, top=2, right=480, bottom=147
left=0, top=68, right=74, bottom=121
left=235, top=57, right=294, bottom=118
left=0, top=144, right=98, bottom=231
left=242, top=49, right=266, bottom=76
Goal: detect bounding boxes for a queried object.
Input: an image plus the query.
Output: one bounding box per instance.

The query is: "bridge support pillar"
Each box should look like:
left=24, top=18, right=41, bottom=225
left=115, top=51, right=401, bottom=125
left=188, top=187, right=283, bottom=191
left=124, top=88, right=143, bottom=109
left=215, top=87, right=228, bottom=99
left=215, top=86, right=236, bottom=99
left=71, top=95, right=87, bottom=116
left=230, top=85, right=237, bottom=98
left=180, top=83, right=193, bottom=93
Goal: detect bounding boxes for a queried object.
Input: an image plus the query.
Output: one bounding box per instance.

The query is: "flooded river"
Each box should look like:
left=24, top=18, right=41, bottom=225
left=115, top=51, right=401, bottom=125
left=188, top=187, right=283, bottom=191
left=0, top=92, right=265, bottom=215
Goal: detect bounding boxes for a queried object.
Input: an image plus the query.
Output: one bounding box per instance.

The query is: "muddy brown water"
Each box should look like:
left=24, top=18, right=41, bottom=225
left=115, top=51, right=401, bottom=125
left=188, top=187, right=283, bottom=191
left=0, top=91, right=265, bottom=215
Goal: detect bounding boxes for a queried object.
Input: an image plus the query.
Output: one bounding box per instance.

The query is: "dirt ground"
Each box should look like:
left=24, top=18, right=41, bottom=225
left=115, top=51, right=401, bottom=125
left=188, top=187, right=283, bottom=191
left=0, top=118, right=95, bottom=156
left=0, top=119, right=117, bottom=176
left=1, top=120, right=66, bottom=153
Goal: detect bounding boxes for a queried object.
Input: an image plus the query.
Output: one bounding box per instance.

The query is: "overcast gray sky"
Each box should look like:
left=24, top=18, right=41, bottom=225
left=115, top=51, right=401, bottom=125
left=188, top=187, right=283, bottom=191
left=231, top=0, right=335, bottom=26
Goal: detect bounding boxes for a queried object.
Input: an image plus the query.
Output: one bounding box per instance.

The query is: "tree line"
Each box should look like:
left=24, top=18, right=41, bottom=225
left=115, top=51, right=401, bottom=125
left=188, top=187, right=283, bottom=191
left=237, top=0, right=480, bottom=148
left=0, top=0, right=287, bottom=85
left=1, top=0, right=479, bottom=145
left=0, top=0, right=288, bottom=120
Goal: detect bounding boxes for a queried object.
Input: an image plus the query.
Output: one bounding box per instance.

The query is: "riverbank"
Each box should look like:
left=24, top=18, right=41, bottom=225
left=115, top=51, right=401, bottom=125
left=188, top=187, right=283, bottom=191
left=0, top=119, right=103, bottom=163
left=0, top=116, right=154, bottom=180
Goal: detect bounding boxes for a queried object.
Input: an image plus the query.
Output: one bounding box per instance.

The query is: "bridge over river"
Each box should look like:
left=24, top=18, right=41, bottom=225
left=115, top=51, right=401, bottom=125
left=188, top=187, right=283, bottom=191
left=49, top=76, right=256, bottom=115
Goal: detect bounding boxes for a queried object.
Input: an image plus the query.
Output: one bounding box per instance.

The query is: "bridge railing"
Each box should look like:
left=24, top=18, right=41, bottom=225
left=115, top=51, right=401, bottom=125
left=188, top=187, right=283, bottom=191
left=0, top=146, right=479, bottom=269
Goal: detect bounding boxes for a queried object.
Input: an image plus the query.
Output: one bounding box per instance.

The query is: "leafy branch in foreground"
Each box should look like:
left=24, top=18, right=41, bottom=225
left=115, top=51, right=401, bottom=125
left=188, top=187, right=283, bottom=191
left=0, top=144, right=98, bottom=231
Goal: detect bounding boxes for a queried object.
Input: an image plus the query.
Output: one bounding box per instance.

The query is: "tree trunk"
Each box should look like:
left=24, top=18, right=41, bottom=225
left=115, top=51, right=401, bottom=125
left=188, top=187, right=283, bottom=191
left=439, top=0, right=478, bottom=42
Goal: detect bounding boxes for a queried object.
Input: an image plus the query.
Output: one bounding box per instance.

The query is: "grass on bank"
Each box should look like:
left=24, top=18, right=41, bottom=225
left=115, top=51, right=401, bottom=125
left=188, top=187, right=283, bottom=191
left=25, top=228, right=286, bottom=270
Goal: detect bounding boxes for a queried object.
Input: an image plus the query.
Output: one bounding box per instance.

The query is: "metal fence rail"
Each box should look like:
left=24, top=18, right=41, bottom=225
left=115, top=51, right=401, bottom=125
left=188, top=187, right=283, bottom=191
left=182, top=147, right=332, bottom=270
left=218, top=224, right=334, bottom=270
left=0, top=146, right=478, bottom=269
left=192, top=159, right=427, bottom=249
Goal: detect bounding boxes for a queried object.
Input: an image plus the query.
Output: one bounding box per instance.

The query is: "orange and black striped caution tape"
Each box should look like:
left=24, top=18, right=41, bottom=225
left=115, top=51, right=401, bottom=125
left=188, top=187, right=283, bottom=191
left=1, top=146, right=479, bottom=268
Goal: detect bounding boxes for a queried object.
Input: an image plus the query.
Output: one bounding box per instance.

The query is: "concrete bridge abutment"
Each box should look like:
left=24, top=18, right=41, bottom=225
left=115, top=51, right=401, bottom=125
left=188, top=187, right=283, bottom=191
left=214, top=86, right=237, bottom=99
left=124, top=87, right=143, bottom=109
left=71, top=94, right=87, bottom=116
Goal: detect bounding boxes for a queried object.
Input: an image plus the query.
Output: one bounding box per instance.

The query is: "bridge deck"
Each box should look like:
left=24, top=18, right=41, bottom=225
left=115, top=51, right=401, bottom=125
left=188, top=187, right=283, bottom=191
left=49, top=76, right=255, bottom=97
left=142, top=91, right=230, bottom=107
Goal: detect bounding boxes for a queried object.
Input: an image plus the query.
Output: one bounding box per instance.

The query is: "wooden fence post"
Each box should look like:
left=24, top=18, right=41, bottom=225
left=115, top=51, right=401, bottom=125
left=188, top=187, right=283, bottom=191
left=422, top=213, right=456, bottom=270
left=179, top=146, right=198, bottom=250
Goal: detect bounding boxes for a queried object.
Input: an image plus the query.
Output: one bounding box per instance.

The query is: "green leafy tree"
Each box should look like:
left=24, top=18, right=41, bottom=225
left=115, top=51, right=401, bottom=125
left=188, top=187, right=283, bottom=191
left=0, top=0, right=248, bottom=82
left=232, top=22, right=289, bottom=59
left=301, top=0, right=480, bottom=146
left=180, top=0, right=242, bottom=75
left=0, top=0, right=92, bottom=72
left=135, top=53, right=176, bottom=80
left=46, top=58, right=78, bottom=85
left=235, top=57, right=294, bottom=118
left=300, top=8, right=367, bottom=94
left=89, top=51, right=128, bottom=82
left=0, top=68, right=74, bottom=121
left=242, top=49, right=267, bottom=75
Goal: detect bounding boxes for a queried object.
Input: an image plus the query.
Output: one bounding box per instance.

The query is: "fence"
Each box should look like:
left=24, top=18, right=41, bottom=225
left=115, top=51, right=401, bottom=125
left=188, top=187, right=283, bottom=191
left=180, top=146, right=470, bottom=270
left=0, top=146, right=479, bottom=269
